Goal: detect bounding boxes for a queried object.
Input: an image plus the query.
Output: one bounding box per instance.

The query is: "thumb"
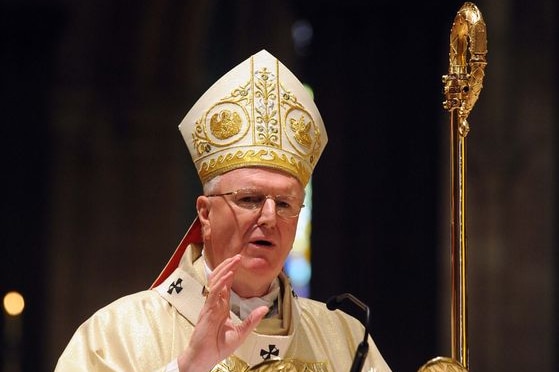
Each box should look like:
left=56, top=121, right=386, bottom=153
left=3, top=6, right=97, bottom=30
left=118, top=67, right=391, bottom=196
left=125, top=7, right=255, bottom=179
left=236, top=306, right=269, bottom=338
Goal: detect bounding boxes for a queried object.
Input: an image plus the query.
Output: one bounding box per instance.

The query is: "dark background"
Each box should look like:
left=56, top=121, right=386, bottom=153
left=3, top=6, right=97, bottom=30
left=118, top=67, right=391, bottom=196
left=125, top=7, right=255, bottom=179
left=1, top=0, right=556, bottom=371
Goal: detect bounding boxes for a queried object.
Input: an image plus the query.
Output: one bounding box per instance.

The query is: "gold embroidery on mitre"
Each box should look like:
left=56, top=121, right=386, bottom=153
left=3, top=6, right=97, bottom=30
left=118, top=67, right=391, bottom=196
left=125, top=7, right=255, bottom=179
left=280, top=85, right=322, bottom=167
left=190, top=56, right=322, bottom=185
left=253, top=67, right=280, bottom=148
left=210, top=110, right=243, bottom=140
left=211, top=355, right=328, bottom=371
left=289, top=115, right=312, bottom=149
left=192, top=81, right=252, bottom=157
left=198, top=149, right=309, bottom=185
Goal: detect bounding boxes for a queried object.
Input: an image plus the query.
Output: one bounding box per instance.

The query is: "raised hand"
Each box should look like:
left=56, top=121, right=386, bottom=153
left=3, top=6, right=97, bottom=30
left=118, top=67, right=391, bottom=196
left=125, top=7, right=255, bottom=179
left=177, top=254, right=269, bottom=372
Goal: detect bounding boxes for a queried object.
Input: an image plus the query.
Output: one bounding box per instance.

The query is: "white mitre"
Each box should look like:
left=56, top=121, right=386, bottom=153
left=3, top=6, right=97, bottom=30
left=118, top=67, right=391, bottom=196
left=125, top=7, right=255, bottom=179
left=178, top=49, right=327, bottom=186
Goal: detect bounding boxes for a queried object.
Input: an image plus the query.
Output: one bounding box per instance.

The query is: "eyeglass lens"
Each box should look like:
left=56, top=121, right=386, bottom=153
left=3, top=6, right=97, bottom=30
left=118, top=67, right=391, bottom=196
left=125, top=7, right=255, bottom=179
left=232, top=189, right=303, bottom=217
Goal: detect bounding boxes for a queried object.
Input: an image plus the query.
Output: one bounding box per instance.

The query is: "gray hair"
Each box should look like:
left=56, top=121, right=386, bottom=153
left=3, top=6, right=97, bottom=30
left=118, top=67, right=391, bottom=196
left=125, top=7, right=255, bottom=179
left=202, top=175, right=222, bottom=195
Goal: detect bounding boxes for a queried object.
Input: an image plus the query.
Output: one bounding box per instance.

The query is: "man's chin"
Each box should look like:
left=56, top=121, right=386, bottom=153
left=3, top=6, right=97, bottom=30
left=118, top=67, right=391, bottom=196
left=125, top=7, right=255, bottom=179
left=239, top=259, right=271, bottom=277
left=235, top=262, right=279, bottom=295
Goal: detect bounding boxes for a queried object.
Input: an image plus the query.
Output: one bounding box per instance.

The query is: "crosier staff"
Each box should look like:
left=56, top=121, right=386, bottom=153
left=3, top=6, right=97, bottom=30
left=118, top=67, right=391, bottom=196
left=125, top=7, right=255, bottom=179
left=418, top=3, right=487, bottom=372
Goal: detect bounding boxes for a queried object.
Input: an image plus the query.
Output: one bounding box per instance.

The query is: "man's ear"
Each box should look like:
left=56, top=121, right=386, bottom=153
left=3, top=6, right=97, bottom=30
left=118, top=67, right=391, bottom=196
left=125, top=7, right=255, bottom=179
left=196, top=196, right=211, bottom=226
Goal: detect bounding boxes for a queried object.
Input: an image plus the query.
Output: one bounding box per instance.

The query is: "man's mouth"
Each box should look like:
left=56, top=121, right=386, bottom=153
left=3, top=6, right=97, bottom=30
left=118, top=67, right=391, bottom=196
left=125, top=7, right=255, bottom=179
left=252, top=240, right=272, bottom=246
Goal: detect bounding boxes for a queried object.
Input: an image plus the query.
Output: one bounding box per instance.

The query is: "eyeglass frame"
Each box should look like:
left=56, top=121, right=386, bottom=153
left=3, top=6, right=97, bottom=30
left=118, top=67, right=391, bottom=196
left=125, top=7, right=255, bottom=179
left=205, top=188, right=305, bottom=218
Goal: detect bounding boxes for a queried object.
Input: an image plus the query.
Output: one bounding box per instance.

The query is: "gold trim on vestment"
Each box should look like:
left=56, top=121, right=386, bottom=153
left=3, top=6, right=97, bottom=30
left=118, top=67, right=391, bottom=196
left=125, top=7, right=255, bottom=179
left=212, top=355, right=328, bottom=371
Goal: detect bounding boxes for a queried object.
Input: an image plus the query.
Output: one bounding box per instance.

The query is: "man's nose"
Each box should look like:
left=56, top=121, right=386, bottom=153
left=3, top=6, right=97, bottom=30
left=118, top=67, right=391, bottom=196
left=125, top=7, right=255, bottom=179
left=257, top=197, right=278, bottom=225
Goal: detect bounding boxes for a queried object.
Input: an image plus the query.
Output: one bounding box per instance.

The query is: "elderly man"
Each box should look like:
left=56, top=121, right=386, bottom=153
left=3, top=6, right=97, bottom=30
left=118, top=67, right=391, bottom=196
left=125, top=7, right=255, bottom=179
left=55, top=50, right=391, bottom=372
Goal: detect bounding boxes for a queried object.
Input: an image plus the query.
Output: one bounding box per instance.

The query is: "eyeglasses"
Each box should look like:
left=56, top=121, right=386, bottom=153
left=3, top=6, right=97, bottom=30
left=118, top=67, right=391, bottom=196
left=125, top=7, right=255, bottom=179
left=206, top=188, right=305, bottom=218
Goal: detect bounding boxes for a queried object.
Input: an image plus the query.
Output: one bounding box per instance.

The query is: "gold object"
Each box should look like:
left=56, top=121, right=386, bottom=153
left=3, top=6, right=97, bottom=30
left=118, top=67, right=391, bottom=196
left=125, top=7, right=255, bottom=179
left=419, top=2, right=487, bottom=371
left=418, top=357, right=467, bottom=372
left=179, top=50, right=327, bottom=186
left=211, top=355, right=328, bottom=371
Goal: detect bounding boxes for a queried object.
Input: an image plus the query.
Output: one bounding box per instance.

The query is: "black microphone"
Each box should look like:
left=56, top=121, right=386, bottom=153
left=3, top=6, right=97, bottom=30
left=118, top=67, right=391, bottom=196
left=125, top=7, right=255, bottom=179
left=327, top=293, right=371, bottom=372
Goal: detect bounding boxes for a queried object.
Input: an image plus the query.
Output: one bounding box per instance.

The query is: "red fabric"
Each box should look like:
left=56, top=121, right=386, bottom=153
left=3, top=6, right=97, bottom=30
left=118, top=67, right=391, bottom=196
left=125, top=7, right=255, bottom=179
left=150, top=217, right=203, bottom=289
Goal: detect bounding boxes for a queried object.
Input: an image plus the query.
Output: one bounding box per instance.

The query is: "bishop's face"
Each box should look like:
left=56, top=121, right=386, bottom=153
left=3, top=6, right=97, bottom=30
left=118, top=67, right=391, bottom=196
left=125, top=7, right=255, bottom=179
left=197, top=167, right=304, bottom=298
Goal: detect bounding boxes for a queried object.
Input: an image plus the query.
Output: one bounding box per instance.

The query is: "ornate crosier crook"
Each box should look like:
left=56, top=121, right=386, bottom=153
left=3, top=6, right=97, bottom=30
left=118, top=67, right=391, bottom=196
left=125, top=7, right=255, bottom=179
left=418, top=3, right=487, bottom=372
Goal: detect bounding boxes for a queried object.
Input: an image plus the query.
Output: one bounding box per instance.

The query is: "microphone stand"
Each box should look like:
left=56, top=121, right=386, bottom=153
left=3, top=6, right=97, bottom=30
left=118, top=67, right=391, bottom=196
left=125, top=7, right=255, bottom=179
left=327, top=293, right=370, bottom=372
left=350, top=339, right=369, bottom=372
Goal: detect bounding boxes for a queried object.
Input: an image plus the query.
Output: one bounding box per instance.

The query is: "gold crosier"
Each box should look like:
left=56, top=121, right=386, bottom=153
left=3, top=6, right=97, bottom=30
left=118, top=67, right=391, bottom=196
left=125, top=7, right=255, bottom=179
left=418, top=2, right=487, bottom=372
